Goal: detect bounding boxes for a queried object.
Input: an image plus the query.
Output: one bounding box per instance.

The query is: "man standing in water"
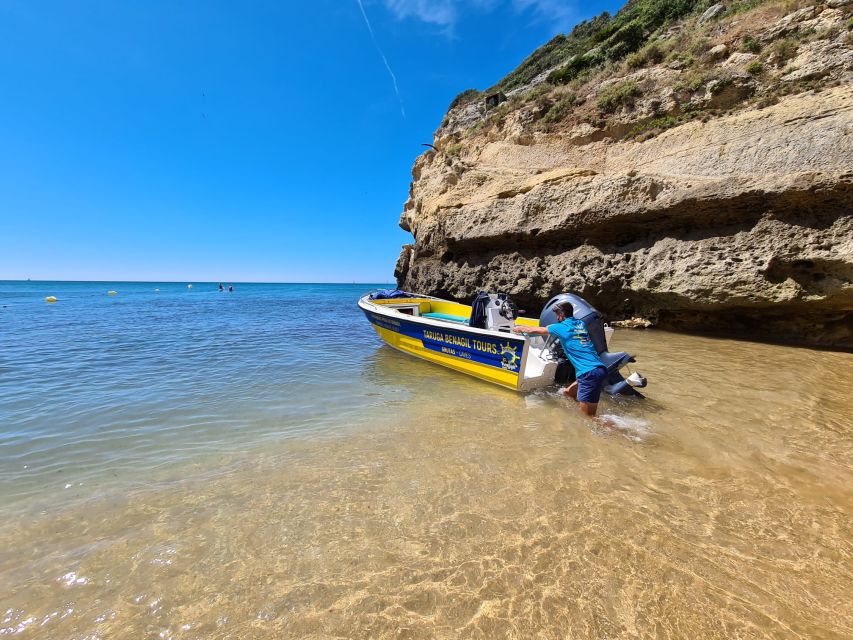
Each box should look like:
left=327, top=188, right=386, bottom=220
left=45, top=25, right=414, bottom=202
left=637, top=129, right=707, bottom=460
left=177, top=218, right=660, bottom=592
left=512, top=302, right=607, bottom=416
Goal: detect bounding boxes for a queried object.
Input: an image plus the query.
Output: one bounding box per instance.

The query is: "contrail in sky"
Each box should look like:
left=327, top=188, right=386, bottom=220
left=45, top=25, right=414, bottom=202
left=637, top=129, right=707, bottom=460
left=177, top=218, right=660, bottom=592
left=355, top=0, right=406, bottom=119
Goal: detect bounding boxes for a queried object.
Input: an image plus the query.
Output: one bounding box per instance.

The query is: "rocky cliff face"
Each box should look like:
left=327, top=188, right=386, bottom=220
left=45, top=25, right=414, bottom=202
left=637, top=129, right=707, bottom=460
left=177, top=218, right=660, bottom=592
left=396, top=0, right=853, bottom=348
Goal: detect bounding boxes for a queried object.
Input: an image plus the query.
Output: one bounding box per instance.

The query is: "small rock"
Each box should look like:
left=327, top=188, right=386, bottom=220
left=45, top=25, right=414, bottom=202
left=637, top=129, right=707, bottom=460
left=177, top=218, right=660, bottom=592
left=706, top=44, right=729, bottom=60
left=704, top=74, right=755, bottom=109
left=781, top=40, right=853, bottom=81
left=698, top=3, right=726, bottom=25
left=566, top=122, right=602, bottom=145
left=784, top=5, right=819, bottom=23
left=706, top=79, right=725, bottom=95
left=612, top=317, right=654, bottom=329
left=807, top=8, right=845, bottom=32
left=827, top=0, right=850, bottom=7
left=658, top=87, right=678, bottom=114
left=724, top=52, right=758, bottom=67
left=440, top=101, right=485, bottom=136
left=763, top=5, right=818, bottom=41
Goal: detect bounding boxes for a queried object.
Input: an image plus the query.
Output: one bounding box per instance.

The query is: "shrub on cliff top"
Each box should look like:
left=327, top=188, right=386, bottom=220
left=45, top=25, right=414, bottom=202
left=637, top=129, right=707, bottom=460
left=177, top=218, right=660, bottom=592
left=597, top=80, right=642, bottom=112
left=746, top=60, right=764, bottom=75
left=675, top=70, right=708, bottom=92
left=727, top=0, right=765, bottom=17
left=495, top=0, right=708, bottom=92
left=741, top=34, right=761, bottom=53
left=633, top=0, right=701, bottom=28
left=627, top=40, right=667, bottom=68
left=445, top=143, right=462, bottom=157
left=501, top=16, right=611, bottom=91
left=448, top=89, right=480, bottom=111
left=548, top=50, right=602, bottom=85
left=769, top=38, right=798, bottom=66
left=627, top=101, right=709, bottom=140
left=540, top=92, right=578, bottom=128
left=604, top=19, right=646, bottom=60
left=525, top=83, right=553, bottom=101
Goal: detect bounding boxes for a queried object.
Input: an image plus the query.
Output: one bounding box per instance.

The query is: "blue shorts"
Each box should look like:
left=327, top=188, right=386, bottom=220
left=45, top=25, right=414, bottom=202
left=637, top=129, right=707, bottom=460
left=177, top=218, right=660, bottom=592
left=576, top=366, right=607, bottom=403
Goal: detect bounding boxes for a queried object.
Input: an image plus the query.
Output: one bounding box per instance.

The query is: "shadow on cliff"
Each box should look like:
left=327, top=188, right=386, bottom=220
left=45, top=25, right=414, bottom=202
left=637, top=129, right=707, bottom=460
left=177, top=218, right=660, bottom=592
left=440, top=182, right=850, bottom=256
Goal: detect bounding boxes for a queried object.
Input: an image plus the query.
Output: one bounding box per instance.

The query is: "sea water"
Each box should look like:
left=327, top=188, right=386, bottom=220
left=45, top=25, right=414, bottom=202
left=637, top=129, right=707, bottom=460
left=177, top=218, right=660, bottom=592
left=1, top=281, right=851, bottom=639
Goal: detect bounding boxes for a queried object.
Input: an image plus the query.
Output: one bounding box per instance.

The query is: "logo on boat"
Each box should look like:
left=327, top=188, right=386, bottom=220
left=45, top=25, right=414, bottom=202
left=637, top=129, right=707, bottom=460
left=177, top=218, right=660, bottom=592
left=500, top=342, right=520, bottom=370
left=369, top=315, right=523, bottom=372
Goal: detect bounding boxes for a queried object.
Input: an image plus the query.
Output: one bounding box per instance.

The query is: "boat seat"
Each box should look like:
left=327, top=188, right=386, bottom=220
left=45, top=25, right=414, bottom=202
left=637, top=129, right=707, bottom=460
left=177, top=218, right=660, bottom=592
left=422, top=312, right=469, bottom=325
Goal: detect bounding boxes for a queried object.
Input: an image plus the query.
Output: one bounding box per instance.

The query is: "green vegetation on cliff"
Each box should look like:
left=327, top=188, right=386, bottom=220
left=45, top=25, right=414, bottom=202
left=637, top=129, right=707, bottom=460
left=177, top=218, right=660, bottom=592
left=448, top=88, right=480, bottom=111
left=497, top=0, right=706, bottom=91
left=441, top=0, right=849, bottom=143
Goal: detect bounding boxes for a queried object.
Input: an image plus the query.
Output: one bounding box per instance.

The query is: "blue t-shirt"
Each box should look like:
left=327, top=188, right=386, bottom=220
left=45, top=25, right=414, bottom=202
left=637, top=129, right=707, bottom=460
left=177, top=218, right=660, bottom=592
left=547, top=318, right=604, bottom=377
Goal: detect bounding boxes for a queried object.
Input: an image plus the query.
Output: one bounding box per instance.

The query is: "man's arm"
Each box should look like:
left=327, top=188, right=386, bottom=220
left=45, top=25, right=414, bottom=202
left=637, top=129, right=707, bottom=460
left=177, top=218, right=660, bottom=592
left=511, top=324, right=550, bottom=336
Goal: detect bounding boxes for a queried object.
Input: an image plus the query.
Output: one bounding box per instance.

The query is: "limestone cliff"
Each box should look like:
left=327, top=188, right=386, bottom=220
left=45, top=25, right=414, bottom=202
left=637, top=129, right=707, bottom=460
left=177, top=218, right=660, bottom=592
left=396, top=0, right=853, bottom=348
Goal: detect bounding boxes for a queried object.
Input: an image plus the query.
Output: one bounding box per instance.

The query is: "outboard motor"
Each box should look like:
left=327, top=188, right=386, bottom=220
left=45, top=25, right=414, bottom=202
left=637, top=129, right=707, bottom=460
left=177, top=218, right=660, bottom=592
left=540, top=293, right=645, bottom=397
left=541, top=294, right=608, bottom=354
left=470, top=292, right=518, bottom=332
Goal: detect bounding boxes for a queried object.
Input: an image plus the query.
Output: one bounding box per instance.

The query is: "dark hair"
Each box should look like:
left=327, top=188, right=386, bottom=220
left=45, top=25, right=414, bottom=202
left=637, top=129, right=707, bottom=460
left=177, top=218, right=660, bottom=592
left=553, top=301, right=573, bottom=317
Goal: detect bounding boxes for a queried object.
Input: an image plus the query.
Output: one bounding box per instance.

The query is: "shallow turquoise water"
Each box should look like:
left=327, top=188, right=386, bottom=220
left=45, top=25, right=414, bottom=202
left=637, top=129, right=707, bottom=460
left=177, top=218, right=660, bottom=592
left=0, top=281, right=393, bottom=512
left=2, top=281, right=852, bottom=639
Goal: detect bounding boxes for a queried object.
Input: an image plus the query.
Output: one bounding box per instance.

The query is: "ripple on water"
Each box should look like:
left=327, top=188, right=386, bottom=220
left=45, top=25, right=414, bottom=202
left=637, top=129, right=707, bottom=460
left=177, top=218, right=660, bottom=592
left=1, top=283, right=852, bottom=638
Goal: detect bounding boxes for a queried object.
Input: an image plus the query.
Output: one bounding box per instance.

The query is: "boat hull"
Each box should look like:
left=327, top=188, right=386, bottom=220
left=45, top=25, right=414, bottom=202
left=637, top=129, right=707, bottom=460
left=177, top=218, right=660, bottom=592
left=359, top=297, right=527, bottom=390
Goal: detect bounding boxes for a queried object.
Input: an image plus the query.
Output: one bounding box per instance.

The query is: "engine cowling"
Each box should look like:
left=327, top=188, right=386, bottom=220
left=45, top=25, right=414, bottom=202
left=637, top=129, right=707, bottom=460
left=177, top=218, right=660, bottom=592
left=540, top=293, right=608, bottom=355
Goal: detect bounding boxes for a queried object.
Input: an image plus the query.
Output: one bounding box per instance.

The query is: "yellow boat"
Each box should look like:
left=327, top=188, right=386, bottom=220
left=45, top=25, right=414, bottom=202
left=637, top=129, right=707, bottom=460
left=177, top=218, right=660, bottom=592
left=358, top=290, right=645, bottom=394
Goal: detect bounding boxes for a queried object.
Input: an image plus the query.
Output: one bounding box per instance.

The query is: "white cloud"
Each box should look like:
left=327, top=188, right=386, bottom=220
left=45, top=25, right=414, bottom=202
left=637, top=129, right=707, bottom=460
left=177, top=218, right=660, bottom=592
left=382, top=0, right=458, bottom=27
left=381, top=0, right=578, bottom=30
left=512, top=0, right=577, bottom=28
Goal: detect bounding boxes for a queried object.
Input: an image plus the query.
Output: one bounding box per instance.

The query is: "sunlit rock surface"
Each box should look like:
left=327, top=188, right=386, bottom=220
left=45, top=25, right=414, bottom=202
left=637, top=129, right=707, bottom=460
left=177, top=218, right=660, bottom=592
left=396, top=3, right=853, bottom=348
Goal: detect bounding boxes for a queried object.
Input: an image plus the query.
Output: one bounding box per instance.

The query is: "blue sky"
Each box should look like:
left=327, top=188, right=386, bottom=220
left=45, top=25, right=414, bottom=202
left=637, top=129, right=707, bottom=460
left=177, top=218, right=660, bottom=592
left=0, top=0, right=621, bottom=282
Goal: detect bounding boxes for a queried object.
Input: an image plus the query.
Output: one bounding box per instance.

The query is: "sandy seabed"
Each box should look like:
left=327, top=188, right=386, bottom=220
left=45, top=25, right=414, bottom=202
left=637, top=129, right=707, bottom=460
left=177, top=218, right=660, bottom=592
left=2, top=331, right=852, bottom=639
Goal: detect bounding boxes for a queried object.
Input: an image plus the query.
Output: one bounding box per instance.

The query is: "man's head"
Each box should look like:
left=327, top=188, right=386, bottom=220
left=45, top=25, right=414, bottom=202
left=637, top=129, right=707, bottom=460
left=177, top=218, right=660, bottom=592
left=552, top=301, right=572, bottom=321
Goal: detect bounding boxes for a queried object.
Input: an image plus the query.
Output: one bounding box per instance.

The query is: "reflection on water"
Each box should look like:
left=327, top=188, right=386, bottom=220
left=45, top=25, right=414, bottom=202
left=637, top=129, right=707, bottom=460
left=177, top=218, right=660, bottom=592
left=1, top=329, right=852, bottom=639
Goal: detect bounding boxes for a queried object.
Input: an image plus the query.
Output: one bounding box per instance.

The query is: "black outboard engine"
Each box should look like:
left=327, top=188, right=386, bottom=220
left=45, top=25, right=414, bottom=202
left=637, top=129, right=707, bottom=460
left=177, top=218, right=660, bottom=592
left=540, top=293, right=644, bottom=396
left=470, top=292, right=519, bottom=332
left=541, top=294, right=609, bottom=354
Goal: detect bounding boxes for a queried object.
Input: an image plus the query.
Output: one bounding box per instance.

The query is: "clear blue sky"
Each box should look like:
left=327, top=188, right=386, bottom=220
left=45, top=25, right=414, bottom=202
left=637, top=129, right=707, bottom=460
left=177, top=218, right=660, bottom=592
left=0, top=0, right=620, bottom=282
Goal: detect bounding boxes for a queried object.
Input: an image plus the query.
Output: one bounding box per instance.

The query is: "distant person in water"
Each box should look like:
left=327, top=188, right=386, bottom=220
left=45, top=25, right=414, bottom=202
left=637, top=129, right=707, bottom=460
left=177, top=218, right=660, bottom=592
left=228, top=285, right=233, bottom=292
left=512, top=302, right=607, bottom=417
left=219, top=283, right=224, bottom=292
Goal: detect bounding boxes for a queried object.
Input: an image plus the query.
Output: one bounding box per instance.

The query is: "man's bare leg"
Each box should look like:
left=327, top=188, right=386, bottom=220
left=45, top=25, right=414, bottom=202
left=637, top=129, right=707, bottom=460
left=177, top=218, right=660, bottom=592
left=579, top=402, right=598, bottom=417
left=562, top=381, right=578, bottom=399
left=562, top=382, right=599, bottom=416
